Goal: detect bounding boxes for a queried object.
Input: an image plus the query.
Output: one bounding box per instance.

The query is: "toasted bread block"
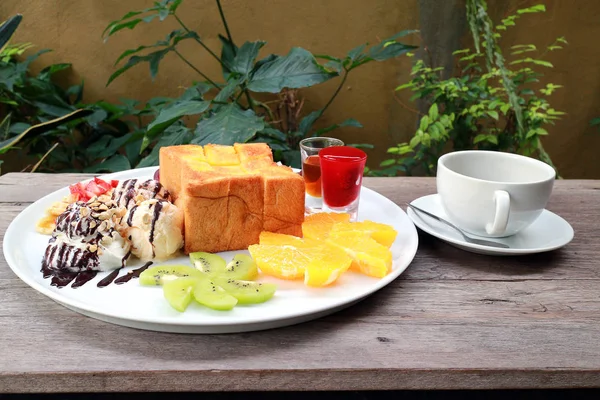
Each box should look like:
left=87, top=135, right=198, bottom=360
left=262, top=166, right=304, bottom=236
left=160, top=143, right=304, bottom=253
left=159, top=145, right=205, bottom=196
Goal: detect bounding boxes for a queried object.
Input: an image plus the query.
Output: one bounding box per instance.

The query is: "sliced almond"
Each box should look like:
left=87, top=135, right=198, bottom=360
left=89, top=244, right=98, bottom=253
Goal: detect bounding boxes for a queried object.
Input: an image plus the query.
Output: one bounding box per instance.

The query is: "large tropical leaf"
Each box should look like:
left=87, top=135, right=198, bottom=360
left=218, top=34, right=238, bottom=80
left=137, top=125, right=192, bottom=168
left=0, top=15, right=22, bottom=52
left=247, top=47, right=338, bottom=93
left=192, top=104, right=265, bottom=145
left=0, top=108, right=93, bottom=153
left=146, top=100, right=210, bottom=138
left=232, top=41, right=266, bottom=76
left=84, top=154, right=131, bottom=173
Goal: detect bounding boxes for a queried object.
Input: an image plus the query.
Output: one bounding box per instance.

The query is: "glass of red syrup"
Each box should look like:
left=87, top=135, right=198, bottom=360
left=299, top=137, right=344, bottom=214
left=319, top=146, right=367, bottom=221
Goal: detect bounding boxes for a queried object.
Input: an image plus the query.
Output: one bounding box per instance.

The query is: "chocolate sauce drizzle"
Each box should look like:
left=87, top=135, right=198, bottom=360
left=114, top=262, right=153, bottom=285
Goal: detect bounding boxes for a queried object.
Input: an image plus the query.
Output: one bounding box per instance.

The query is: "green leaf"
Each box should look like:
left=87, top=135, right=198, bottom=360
left=256, top=128, right=288, bottom=142
left=365, top=30, right=419, bottom=63
left=409, top=135, right=421, bottom=148
left=314, top=118, right=363, bottom=136
left=500, top=103, right=511, bottom=114
left=473, top=134, right=487, bottom=144
left=517, top=4, right=546, bottom=14
left=232, top=41, right=266, bottom=76
left=107, top=47, right=171, bottom=86
left=314, top=54, right=342, bottom=62
left=193, top=104, right=265, bottom=145
left=487, top=110, right=499, bottom=120
left=428, top=103, right=439, bottom=120
left=218, top=34, right=238, bottom=79
left=380, top=159, right=396, bottom=167
left=0, top=15, right=22, bottom=51
left=37, top=63, right=71, bottom=81
left=137, top=125, right=192, bottom=168
left=299, top=110, right=322, bottom=134
left=347, top=143, right=374, bottom=149
left=324, top=60, right=343, bottom=74
left=347, top=44, right=366, bottom=62
left=214, top=77, right=243, bottom=102
left=590, top=117, right=600, bottom=127
left=146, top=100, right=210, bottom=141
left=395, top=82, right=413, bottom=91
left=84, top=154, right=131, bottom=173
left=247, top=47, right=338, bottom=93
left=419, top=115, right=430, bottom=131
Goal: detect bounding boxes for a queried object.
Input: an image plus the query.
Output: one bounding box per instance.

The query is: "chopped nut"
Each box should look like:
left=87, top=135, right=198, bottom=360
left=98, top=213, right=110, bottom=221
left=71, top=221, right=78, bottom=226
left=89, top=244, right=98, bottom=253
left=99, top=221, right=109, bottom=231
left=98, top=204, right=109, bottom=211
left=90, top=202, right=101, bottom=208
left=80, top=207, right=90, bottom=217
left=100, top=236, right=113, bottom=246
left=89, top=220, right=97, bottom=229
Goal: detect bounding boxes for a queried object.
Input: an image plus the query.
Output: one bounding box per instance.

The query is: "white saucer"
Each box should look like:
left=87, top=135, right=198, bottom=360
left=407, top=194, right=574, bottom=256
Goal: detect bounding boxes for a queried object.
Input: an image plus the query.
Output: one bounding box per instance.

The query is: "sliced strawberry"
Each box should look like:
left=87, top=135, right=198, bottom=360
left=90, top=177, right=113, bottom=192
left=69, top=182, right=90, bottom=202
left=110, top=180, right=119, bottom=188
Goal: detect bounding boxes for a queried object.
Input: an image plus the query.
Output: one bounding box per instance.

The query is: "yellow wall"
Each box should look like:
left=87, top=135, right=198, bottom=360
left=1, top=0, right=600, bottom=178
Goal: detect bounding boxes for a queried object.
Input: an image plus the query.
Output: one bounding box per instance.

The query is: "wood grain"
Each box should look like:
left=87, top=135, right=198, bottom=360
left=1, top=173, right=600, bottom=392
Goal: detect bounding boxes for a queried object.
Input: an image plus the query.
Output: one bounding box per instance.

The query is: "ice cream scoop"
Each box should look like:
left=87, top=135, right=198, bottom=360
left=124, top=199, right=184, bottom=261
left=112, top=179, right=171, bottom=209
left=42, top=196, right=131, bottom=273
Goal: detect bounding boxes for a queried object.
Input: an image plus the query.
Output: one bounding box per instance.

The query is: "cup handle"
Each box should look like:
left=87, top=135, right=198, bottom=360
left=485, top=190, right=510, bottom=236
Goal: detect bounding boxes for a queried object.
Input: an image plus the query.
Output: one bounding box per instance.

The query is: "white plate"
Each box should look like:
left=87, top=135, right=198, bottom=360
left=407, top=194, right=574, bottom=256
left=3, top=167, right=418, bottom=333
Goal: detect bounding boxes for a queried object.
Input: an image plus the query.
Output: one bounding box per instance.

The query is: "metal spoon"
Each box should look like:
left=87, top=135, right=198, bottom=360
left=406, top=203, right=510, bottom=249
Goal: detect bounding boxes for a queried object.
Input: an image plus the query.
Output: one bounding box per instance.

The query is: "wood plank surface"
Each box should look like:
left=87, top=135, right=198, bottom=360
left=1, top=172, right=600, bottom=393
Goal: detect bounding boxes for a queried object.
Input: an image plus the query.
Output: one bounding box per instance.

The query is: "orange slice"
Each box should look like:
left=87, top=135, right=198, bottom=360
left=248, top=244, right=308, bottom=280
left=326, top=231, right=392, bottom=278
left=252, top=231, right=351, bottom=286
left=259, top=231, right=320, bottom=248
left=330, top=220, right=398, bottom=248
left=302, top=244, right=352, bottom=287
left=302, top=212, right=352, bottom=241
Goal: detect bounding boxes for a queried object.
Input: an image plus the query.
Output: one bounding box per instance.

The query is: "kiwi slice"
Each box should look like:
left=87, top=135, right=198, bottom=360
left=190, top=252, right=258, bottom=281
left=189, top=252, right=227, bottom=276
left=213, top=277, right=277, bottom=305
left=224, top=254, right=258, bottom=281
left=162, top=277, right=196, bottom=312
left=192, top=278, right=238, bottom=311
left=139, top=265, right=204, bottom=286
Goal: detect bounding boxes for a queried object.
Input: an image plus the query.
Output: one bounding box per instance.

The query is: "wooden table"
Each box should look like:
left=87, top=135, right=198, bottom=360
left=1, top=172, right=599, bottom=393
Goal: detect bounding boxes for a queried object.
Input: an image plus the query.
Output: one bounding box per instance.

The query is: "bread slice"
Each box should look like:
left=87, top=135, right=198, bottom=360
left=159, top=143, right=305, bottom=253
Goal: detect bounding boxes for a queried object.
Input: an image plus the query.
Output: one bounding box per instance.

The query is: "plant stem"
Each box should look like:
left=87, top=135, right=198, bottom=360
left=244, top=91, right=256, bottom=110
left=173, top=14, right=225, bottom=68
left=174, top=50, right=220, bottom=89
left=314, top=68, right=349, bottom=124
left=216, top=0, right=234, bottom=53
left=254, top=100, right=275, bottom=121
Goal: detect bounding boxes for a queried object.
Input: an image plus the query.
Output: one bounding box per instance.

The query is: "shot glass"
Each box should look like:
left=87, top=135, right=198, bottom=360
left=299, top=137, right=344, bottom=214
left=319, top=146, right=367, bottom=221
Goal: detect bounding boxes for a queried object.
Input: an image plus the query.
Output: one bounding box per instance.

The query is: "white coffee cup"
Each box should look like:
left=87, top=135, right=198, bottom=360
left=436, top=150, right=556, bottom=238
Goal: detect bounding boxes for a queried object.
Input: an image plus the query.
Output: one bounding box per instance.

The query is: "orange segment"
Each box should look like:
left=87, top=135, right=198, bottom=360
left=302, top=244, right=352, bottom=287
left=326, top=231, right=392, bottom=278
left=330, top=220, right=398, bottom=248
left=302, top=212, right=352, bottom=241
left=248, top=244, right=308, bottom=280
left=259, top=231, right=320, bottom=248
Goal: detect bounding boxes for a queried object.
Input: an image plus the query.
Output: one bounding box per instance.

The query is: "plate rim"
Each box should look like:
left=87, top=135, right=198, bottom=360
left=408, top=193, right=574, bottom=255
left=3, top=167, right=419, bottom=330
